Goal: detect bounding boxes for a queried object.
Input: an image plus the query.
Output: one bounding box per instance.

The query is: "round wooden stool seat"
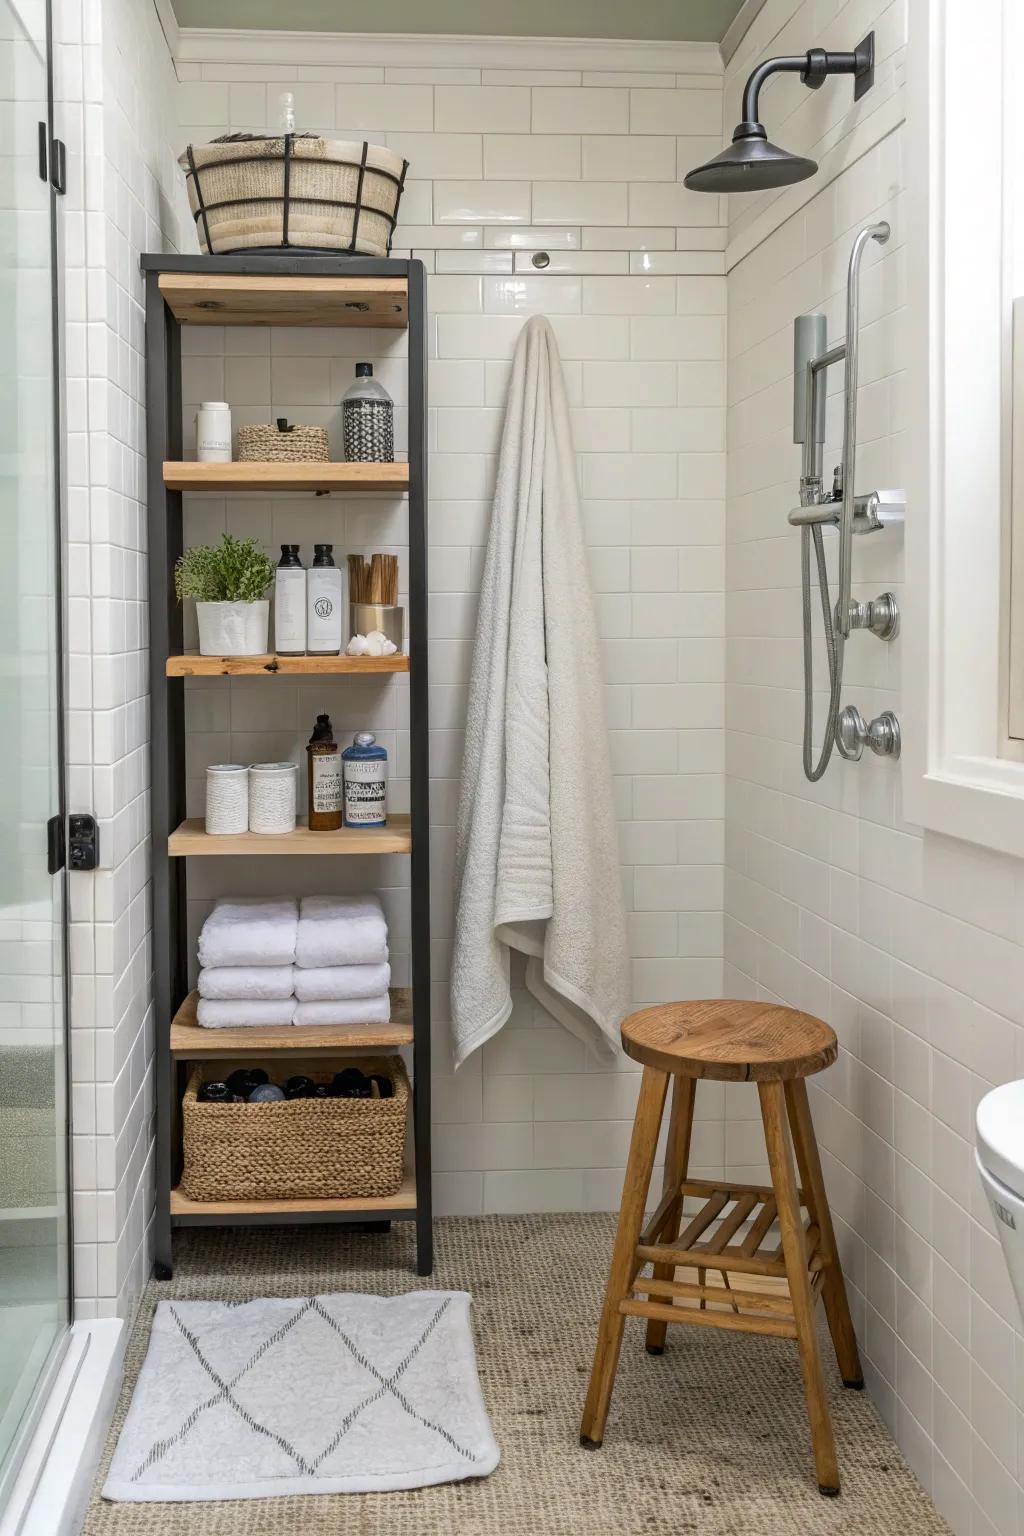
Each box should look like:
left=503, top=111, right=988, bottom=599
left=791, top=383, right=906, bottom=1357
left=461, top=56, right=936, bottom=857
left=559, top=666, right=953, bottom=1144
left=621, top=999, right=837, bottom=1082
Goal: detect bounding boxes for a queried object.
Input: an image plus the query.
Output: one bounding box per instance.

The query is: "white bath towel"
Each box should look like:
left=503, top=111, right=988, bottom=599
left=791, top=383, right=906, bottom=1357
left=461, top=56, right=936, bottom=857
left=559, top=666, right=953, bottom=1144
left=292, top=962, right=392, bottom=1003
left=293, top=996, right=391, bottom=1026
left=198, top=966, right=295, bottom=1001
left=197, top=897, right=298, bottom=970
left=295, top=894, right=389, bottom=969
left=451, top=316, right=630, bottom=1068
left=196, top=997, right=296, bottom=1028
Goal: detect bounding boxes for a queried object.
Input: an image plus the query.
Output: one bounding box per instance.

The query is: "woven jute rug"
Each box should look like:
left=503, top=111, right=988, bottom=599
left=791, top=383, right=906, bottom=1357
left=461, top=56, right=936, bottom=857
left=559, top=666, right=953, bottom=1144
left=84, top=1213, right=951, bottom=1535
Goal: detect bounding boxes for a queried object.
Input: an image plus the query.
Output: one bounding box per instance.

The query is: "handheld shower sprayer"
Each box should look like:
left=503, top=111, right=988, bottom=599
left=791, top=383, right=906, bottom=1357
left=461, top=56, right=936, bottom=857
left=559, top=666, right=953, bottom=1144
left=789, top=221, right=901, bottom=782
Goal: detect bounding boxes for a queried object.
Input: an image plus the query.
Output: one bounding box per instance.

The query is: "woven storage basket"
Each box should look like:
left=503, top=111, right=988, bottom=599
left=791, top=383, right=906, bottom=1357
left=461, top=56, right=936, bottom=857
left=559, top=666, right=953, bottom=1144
left=238, top=422, right=329, bottom=463
left=180, top=1055, right=409, bottom=1202
left=179, top=133, right=409, bottom=257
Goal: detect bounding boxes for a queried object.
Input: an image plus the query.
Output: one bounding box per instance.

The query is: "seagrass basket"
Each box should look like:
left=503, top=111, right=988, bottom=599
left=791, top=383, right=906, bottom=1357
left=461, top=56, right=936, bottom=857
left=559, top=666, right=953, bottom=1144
left=179, top=133, right=409, bottom=257
left=237, top=420, right=329, bottom=463
left=180, top=1055, right=409, bottom=1202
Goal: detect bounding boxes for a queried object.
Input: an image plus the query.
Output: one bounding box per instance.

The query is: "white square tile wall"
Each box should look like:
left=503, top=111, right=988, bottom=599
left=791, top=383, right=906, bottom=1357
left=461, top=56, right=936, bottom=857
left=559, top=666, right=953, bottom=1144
left=176, top=39, right=728, bottom=1224
left=56, top=0, right=187, bottom=1322
left=724, top=3, right=1024, bottom=1533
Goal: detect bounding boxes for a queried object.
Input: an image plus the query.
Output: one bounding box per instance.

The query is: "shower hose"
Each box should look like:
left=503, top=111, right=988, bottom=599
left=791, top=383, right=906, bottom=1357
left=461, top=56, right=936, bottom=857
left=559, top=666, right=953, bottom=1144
left=801, top=520, right=844, bottom=782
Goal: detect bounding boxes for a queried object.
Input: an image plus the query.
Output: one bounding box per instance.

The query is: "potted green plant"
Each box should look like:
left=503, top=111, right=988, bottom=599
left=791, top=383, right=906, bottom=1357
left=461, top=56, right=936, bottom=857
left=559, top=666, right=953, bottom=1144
left=175, top=534, right=275, bottom=656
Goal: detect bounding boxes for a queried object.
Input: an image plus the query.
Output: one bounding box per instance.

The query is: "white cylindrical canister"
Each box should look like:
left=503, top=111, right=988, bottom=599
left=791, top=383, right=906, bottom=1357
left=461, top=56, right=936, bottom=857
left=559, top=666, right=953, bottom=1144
left=248, top=762, right=298, bottom=834
left=196, top=401, right=232, bottom=463
left=205, top=764, right=248, bottom=834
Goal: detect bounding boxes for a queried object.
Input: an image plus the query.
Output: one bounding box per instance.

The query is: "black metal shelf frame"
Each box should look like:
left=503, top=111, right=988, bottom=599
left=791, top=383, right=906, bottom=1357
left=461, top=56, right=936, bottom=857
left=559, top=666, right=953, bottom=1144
left=142, top=253, right=432, bottom=1277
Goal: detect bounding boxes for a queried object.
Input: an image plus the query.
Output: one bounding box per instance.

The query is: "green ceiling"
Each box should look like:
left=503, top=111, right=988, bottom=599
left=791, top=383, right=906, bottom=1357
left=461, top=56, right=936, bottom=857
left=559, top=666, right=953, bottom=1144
left=170, top=0, right=746, bottom=44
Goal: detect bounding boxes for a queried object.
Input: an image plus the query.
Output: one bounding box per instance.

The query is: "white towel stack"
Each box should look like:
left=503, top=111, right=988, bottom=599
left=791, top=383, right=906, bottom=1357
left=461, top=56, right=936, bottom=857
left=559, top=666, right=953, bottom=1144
left=196, top=898, right=298, bottom=1028
left=293, top=895, right=391, bottom=1025
left=194, top=894, right=390, bottom=1028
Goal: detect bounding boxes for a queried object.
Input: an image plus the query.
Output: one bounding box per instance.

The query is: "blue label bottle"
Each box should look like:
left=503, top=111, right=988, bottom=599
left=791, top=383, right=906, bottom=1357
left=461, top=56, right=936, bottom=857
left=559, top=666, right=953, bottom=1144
left=341, top=731, right=388, bottom=828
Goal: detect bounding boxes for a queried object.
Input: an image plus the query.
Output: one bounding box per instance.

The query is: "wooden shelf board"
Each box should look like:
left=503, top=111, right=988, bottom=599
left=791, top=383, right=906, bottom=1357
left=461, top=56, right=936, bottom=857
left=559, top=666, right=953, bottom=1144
left=158, top=273, right=408, bottom=328
left=166, top=652, right=409, bottom=677
left=170, top=988, right=412, bottom=1056
left=170, top=1170, right=417, bottom=1219
left=168, top=815, right=411, bottom=857
left=163, top=461, right=409, bottom=493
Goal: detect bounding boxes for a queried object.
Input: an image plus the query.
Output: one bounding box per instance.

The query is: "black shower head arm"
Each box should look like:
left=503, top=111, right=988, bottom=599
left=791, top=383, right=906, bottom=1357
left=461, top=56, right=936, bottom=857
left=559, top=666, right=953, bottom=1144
left=739, top=38, right=874, bottom=133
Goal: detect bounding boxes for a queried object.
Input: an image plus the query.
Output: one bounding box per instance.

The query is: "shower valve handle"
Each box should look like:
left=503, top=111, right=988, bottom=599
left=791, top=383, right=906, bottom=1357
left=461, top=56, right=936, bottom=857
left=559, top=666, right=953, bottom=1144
left=837, top=705, right=901, bottom=762
left=840, top=591, right=900, bottom=641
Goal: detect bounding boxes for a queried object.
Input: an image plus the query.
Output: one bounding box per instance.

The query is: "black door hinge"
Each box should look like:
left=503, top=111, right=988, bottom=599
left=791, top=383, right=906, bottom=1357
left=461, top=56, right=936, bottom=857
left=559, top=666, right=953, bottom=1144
left=38, top=123, right=66, bottom=194
left=68, top=814, right=99, bottom=871
left=47, top=814, right=65, bottom=875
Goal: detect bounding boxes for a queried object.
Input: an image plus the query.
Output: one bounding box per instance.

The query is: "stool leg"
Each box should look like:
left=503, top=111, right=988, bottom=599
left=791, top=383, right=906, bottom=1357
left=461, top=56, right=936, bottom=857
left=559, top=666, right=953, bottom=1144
left=581, top=1066, right=668, bottom=1448
left=645, top=1075, right=696, bottom=1355
left=785, top=1079, right=863, bottom=1388
left=759, top=1080, right=840, bottom=1497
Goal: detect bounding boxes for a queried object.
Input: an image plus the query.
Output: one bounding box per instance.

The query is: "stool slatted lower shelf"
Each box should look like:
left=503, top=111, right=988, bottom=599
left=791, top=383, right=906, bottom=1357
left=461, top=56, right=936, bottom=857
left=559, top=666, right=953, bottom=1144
left=628, top=1182, right=823, bottom=1337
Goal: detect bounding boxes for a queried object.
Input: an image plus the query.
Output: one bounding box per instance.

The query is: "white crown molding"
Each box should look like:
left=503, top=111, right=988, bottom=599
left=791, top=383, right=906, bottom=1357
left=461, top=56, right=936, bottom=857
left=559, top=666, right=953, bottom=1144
left=173, top=28, right=722, bottom=76
left=152, top=0, right=180, bottom=60
left=720, top=0, right=767, bottom=66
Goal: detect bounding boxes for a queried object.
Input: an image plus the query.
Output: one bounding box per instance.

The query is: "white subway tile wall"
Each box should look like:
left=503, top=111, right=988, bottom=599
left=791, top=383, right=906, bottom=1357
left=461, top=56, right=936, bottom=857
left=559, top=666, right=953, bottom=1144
left=724, top=3, right=1024, bottom=1533
left=56, top=0, right=187, bottom=1320
left=176, top=51, right=728, bottom=1223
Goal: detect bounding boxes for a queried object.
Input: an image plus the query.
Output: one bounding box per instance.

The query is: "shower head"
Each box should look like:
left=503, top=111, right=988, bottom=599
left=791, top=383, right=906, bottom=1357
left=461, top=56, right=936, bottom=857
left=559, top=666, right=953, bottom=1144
left=684, top=33, right=874, bottom=195
left=683, top=129, right=816, bottom=194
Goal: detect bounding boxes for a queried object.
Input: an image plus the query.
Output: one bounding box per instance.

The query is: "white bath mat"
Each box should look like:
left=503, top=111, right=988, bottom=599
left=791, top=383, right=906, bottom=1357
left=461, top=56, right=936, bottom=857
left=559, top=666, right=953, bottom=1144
left=102, top=1290, right=500, bottom=1502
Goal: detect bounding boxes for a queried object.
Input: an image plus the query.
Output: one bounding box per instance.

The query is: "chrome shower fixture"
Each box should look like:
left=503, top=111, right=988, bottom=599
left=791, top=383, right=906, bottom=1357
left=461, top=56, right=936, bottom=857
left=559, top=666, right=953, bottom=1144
left=684, top=33, right=874, bottom=193
left=786, top=220, right=902, bottom=782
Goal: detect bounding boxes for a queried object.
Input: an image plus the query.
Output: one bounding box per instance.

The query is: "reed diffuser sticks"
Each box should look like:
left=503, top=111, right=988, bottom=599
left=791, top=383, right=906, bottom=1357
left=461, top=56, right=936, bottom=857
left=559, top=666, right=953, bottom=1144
left=348, top=553, right=398, bottom=607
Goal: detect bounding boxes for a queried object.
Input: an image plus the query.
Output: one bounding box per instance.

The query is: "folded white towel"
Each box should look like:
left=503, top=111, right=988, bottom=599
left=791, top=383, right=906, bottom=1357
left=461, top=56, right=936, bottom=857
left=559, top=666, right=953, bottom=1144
left=198, top=897, right=298, bottom=970
left=295, top=895, right=388, bottom=969
left=292, top=962, right=391, bottom=1003
left=293, top=995, right=391, bottom=1026
left=198, top=966, right=294, bottom=1001
left=196, top=997, right=296, bottom=1028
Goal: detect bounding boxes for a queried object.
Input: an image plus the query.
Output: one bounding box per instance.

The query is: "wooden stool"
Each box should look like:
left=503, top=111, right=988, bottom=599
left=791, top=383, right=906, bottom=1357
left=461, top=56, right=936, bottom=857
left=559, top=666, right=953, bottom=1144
left=580, top=1000, right=862, bottom=1496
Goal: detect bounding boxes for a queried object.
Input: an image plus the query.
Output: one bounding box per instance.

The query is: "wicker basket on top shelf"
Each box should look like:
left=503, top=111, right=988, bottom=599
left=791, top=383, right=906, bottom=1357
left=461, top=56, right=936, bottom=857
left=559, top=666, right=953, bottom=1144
left=179, top=134, right=409, bottom=258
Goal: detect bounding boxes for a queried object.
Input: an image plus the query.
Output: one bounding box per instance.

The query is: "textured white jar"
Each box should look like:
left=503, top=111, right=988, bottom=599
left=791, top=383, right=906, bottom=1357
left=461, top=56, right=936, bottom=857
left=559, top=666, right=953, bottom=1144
left=196, top=401, right=232, bottom=463
left=248, top=762, right=297, bottom=834
left=205, top=764, right=249, bottom=835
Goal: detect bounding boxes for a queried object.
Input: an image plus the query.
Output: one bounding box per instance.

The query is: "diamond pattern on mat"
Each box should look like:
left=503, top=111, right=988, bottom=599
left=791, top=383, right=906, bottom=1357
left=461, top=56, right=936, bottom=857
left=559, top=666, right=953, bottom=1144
left=132, top=1295, right=480, bottom=1484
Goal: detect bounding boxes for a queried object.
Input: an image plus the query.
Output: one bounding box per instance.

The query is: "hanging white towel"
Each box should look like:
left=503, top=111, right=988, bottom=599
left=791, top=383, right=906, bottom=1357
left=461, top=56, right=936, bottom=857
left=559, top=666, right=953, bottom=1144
left=293, top=996, right=391, bottom=1026
left=198, top=966, right=295, bottom=1001
left=197, top=898, right=298, bottom=970
left=196, top=998, right=296, bottom=1029
left=295, top=895, right=389, bottom=969
left=450, top=316, right=630, bottom=1068
left=292, top=962, right=392, bottom=1003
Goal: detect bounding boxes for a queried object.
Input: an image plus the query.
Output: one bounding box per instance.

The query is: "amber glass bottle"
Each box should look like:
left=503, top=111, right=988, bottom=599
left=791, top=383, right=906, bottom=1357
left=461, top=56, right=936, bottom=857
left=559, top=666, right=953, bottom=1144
left=306, top=713, right=341, bottom=831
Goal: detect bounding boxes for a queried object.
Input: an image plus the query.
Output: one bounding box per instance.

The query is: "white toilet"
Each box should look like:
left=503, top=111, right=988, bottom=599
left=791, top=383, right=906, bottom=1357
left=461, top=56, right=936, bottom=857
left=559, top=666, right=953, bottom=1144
left=976, top=1080, right=1024, bottom=1319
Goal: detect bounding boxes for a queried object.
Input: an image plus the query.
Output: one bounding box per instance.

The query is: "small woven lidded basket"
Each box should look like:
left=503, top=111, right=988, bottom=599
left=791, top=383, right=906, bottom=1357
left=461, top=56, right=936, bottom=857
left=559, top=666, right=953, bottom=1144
left=238, top=419, right=329, bottom=463
left=179, top=133, right=409, bottom=258
left=180, top=1055, right=409, bottom=1202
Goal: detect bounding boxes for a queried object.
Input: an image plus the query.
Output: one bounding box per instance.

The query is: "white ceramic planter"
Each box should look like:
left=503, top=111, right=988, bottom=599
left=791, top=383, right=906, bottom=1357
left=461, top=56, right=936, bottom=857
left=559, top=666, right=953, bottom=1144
left=196, top=600, right=269, bottom=656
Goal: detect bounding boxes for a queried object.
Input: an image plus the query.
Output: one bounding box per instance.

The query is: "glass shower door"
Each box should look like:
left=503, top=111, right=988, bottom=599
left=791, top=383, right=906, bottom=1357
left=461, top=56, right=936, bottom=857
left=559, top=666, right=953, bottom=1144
left=0, top=0, right=70, bottom=1498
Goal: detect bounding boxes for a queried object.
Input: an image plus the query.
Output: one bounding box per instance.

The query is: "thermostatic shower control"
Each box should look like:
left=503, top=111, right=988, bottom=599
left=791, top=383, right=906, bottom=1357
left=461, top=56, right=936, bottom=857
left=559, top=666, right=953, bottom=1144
left=837, top=706, right=901, bottom=762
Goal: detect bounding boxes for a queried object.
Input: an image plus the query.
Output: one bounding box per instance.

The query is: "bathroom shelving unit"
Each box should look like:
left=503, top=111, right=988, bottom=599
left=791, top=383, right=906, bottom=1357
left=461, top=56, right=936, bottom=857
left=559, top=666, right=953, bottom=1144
left=143, top=254, right=431, bottom=1277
